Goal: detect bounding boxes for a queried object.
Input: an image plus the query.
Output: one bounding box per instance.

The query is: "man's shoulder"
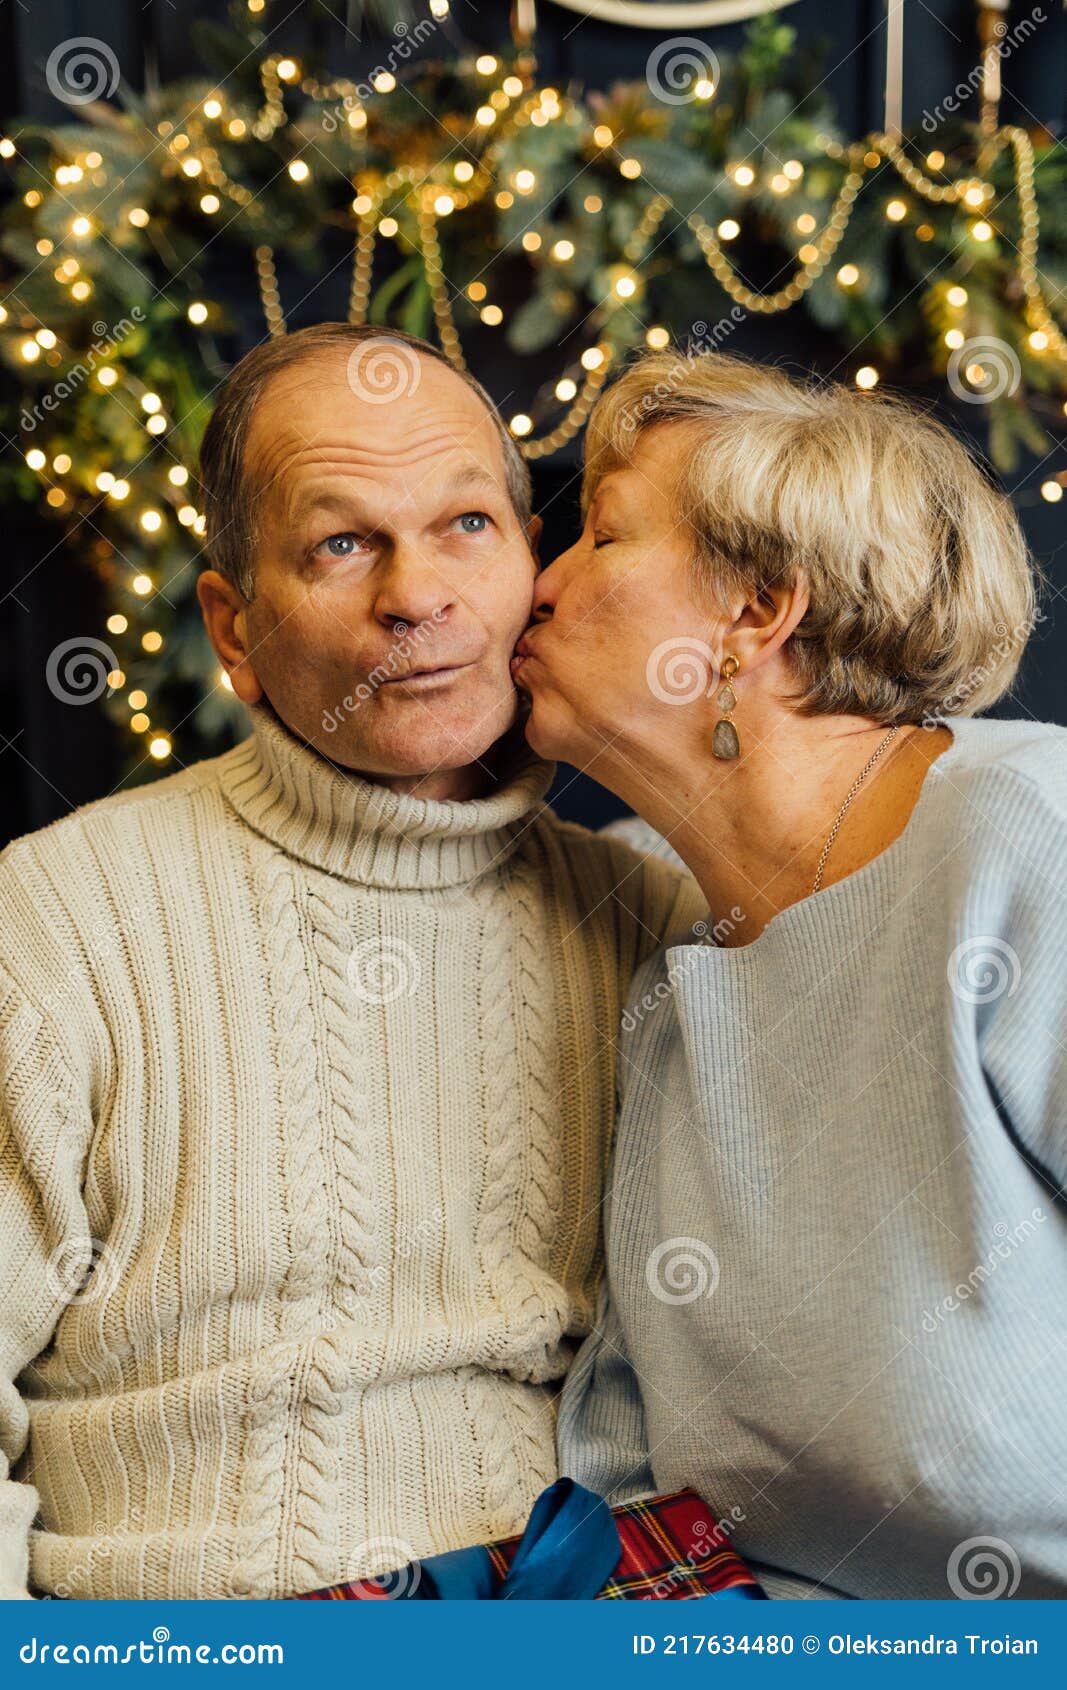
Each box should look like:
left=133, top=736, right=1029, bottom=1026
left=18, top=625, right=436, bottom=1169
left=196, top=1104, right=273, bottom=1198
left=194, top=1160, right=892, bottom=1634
left=0, top=741, right=242, bottom=899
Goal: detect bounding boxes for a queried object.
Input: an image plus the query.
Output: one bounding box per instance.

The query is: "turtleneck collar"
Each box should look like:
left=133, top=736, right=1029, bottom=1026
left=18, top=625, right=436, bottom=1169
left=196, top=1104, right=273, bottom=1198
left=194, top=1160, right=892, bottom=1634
left=217, top=700, right=556, bottom=891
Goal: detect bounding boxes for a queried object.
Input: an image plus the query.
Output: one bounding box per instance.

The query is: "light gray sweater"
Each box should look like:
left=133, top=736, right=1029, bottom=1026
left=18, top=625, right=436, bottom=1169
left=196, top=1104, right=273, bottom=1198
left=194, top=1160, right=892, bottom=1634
left=559, top=716, right=1067, bottom=1600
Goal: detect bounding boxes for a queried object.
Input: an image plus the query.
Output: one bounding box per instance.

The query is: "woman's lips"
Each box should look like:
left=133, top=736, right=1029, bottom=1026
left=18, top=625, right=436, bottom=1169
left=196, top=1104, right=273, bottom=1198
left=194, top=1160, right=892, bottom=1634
left=510, top=633, right=536, bottom=678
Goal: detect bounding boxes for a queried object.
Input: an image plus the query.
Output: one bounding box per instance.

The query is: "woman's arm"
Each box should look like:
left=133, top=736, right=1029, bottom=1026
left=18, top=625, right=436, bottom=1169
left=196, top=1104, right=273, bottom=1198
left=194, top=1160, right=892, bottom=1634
left=557, top=1273, right=657, bottom=1505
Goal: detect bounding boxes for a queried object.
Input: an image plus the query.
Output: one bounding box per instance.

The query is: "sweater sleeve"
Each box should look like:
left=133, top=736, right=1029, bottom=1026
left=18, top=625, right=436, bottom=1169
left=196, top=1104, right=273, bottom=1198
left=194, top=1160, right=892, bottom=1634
left=977, top=790, right=1067, bottom=1194
left=0, top=963, right=95, bottom=1599
left=557, top=1271, right=656, bottom=1506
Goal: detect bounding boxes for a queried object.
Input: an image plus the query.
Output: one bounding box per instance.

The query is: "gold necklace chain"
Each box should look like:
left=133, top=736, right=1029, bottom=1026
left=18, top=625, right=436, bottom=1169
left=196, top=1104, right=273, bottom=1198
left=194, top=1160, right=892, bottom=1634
left=811, top=726, right=903, bottom=896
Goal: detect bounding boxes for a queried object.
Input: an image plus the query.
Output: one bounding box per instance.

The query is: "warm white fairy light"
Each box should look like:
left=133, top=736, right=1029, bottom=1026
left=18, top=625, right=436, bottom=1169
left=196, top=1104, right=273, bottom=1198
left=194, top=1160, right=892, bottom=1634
left=646, top=327, right=669, bottom=349
left=510, top=414, right=532, bottom=436
left=837, top=263, right=860, bottom=288
left=556, top=377, right=578, bottom=399
left=1041, top=479, right=1063, bottom=502
left=168, top=465, right=189, bottom=486
left=855, top=366, right=879, bottom=389
left=187, top=301, right=209, bottom=323
left=718, top=219, right=740, bottom=241
left=25, top=448, right=46, bottom=470
left=288, top=159, right=310, bottom=182
left=946, top=285, right=968, bottom=307
left=141, top=392, right=162, bottom=413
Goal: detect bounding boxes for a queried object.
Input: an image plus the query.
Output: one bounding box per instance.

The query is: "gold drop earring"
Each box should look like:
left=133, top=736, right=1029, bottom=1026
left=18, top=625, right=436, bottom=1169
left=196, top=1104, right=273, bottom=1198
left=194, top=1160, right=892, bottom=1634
left=712, top=654, right=741, bottom=760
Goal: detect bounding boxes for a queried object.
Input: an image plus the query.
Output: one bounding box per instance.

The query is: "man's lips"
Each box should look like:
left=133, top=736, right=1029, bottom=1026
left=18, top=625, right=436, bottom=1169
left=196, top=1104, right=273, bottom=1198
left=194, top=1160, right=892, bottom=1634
left=380, top=661, right=476, bottom=690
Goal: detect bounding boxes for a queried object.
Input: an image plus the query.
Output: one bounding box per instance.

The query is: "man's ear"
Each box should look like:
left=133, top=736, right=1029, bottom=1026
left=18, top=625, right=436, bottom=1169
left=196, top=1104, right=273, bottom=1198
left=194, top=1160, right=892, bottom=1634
left=196, top=570, right=263, bottom=706
left=527, top=513, right=544, bottom=567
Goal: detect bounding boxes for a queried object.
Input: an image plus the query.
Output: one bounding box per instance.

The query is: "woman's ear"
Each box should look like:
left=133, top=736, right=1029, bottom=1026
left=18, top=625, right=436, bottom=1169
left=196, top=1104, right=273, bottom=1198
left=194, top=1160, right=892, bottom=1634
left=727, top=568, right=811, bottom=674
left=196, top=570, right=263, bottom=706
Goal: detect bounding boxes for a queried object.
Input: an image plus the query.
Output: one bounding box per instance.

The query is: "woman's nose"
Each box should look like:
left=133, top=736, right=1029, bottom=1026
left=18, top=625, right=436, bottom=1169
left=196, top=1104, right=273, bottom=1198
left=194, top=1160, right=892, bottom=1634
left=531, top=555, right=564, bottom=621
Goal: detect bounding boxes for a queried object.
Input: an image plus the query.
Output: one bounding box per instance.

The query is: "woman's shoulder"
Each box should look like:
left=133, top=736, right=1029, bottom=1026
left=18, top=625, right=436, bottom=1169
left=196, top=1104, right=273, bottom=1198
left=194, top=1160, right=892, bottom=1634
left=919, top=716, right=1067, bottom=908
left=934, top=715, right=1067, bottom=830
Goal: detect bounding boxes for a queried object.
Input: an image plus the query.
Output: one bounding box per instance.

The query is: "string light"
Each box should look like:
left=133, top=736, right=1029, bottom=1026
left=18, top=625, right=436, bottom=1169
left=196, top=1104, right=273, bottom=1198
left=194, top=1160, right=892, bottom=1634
left=855, top=366, right=879, bottom=388
left=1041, top=480, right=1063, bottom=502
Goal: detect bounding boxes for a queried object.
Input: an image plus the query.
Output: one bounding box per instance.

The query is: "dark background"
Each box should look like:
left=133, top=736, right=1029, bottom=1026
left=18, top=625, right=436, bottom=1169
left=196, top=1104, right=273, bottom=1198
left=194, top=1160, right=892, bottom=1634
left=2, top=0, right=1065, bottom=844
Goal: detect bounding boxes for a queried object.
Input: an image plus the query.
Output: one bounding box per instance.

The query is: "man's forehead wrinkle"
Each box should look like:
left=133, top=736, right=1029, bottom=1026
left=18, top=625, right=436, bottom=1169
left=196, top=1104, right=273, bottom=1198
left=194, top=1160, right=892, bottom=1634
left=249, top=421, right=505, bottom=496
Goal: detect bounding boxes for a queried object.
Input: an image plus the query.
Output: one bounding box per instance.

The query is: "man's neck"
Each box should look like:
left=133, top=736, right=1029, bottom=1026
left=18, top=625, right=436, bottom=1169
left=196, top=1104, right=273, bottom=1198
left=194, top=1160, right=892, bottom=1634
left=359, top=761, right=496, bottom=802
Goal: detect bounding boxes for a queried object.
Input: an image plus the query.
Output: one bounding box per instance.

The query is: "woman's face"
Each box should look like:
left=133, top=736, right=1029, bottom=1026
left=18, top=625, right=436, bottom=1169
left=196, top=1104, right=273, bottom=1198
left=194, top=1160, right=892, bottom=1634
left=512, top=425, right=720, bottom=771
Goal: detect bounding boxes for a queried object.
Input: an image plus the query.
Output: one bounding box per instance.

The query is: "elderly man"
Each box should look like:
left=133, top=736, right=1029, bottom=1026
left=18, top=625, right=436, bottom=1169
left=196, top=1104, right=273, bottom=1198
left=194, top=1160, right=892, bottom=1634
left=0, top=324, right=700, bottom=1600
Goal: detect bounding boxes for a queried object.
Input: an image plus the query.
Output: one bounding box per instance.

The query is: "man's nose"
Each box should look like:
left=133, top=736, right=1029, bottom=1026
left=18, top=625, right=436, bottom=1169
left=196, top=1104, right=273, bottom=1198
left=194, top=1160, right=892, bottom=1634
left=373, top=543, right=455, bottom=631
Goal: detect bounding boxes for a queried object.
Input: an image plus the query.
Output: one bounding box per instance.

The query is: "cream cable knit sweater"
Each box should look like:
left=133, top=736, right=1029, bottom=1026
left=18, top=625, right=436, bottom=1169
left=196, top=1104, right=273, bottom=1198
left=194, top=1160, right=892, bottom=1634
left=0, top=703, right=701, bottom=1601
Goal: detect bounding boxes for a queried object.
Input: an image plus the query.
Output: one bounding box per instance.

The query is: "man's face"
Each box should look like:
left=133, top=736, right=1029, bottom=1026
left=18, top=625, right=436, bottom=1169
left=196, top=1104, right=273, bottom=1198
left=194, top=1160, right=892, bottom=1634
left=228, top=349, right=538, bottom=780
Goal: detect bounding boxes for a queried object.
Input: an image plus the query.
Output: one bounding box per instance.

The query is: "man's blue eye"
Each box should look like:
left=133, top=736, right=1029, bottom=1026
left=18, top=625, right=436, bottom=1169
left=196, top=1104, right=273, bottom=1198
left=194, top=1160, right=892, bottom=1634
left=322, top=533, right=358, bottom=557
left=456, top=511, right=489, bottom=533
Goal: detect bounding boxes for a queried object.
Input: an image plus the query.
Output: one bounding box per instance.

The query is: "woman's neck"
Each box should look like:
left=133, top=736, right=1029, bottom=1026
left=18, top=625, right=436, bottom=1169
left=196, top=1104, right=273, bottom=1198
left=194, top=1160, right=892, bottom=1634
left=591, top=708, right=954, bottom=945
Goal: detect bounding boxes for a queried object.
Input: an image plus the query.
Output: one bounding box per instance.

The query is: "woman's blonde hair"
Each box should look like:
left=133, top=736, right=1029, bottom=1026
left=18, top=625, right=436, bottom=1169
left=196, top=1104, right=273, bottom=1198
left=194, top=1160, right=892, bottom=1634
left=583, top=349, right=1038, bottom=723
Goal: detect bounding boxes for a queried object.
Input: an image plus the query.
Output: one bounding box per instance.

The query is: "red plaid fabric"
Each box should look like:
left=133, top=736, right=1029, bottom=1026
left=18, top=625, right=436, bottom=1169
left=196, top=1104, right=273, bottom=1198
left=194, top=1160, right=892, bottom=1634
left=299, top=1489, right=762, bottom=1601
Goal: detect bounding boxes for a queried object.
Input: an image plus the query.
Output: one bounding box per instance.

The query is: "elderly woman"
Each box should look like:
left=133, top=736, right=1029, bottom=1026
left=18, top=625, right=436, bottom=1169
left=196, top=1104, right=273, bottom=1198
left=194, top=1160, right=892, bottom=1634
left=512, top=350, right=1067, bottom=1600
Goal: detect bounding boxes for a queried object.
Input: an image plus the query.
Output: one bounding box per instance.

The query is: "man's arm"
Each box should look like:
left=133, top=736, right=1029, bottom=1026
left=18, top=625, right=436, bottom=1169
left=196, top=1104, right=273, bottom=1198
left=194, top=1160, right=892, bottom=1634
left=0, top=959, right=94, bottom=1598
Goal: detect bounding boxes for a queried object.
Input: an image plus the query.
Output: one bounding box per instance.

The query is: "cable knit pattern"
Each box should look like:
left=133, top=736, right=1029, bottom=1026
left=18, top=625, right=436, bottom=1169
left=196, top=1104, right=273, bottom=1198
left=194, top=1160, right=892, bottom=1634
left=0, top=700, right=704, bottom=1600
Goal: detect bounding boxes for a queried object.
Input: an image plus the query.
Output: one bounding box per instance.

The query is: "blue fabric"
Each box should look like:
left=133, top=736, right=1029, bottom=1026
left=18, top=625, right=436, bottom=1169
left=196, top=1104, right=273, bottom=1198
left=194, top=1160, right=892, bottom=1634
left=402, top=1478, right=619, bottom=1600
